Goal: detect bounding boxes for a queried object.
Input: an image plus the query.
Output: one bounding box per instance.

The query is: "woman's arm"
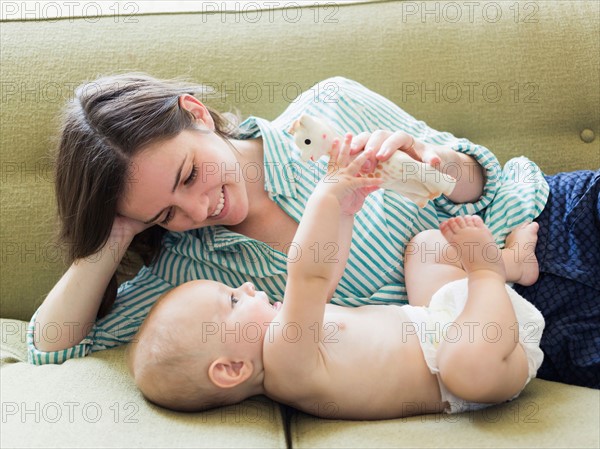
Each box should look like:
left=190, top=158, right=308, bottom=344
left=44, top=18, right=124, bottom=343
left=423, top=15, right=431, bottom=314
left=350, top=131, right=486, bottom=203
left=32, top=216, right=149, bottom=354
left=430, top=144, right=486, bottom=203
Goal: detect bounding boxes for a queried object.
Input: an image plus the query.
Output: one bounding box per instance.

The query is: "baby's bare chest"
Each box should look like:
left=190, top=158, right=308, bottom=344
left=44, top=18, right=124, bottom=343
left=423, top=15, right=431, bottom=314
left=321, top=304, right=411, bottom=362
left=307, top=305, right=443, bottom=418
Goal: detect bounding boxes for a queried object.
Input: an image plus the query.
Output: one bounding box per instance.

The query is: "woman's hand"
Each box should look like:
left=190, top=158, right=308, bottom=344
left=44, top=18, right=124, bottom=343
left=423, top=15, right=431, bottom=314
left=317, top=133, right=384, bottom=216
left=109, top=213, right=154, bottom=243
left=349, top=130, right=443, bottom=173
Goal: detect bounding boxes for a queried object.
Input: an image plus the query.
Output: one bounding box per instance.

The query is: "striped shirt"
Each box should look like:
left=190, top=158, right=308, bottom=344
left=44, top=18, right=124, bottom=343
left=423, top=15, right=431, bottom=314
left=28, top=77, right=549, bottom=365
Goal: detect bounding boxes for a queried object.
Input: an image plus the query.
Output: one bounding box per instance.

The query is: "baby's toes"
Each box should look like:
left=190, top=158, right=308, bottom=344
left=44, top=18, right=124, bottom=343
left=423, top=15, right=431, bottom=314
left=471, top=215, right=485, bottom=228
left=449, top=216, right=466, bottom=232
left=464, top=215, right=475, bottom=227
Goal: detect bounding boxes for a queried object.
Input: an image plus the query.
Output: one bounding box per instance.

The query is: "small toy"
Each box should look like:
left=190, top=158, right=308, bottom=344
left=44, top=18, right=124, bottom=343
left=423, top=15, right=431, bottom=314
left=288, top=114, right=456, bottom=208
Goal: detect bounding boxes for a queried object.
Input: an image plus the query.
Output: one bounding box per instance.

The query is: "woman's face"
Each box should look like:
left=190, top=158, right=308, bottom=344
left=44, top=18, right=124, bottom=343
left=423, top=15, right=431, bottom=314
left=118, top=128, right=249, bottom=232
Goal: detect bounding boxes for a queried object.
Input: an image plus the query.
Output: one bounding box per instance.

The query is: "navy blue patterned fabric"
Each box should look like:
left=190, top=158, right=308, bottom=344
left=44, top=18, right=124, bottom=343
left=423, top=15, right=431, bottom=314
left=514, top=170, right=600, bottom=388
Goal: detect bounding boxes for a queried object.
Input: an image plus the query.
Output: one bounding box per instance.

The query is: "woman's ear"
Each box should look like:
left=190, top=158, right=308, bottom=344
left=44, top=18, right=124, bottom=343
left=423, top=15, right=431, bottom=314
left=178, top=94, right=215, bottom=130
left=208, top=357, right=253, bottom=389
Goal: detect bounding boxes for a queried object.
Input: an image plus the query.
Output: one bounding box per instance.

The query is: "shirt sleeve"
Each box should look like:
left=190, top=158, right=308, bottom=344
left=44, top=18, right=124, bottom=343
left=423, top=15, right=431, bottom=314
left=482, top=156, right=550, bottom=246
left=431, top=137, right=502, bottom=217
left=27, top=265, right=174, bottom=365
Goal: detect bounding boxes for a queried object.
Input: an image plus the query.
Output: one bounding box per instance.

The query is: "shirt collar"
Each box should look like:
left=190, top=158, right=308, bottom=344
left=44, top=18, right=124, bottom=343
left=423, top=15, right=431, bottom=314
left=237, top=116, right=299, bottom=199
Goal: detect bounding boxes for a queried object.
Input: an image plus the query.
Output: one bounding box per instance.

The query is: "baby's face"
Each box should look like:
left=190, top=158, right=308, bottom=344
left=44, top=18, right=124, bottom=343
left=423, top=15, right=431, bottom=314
left=163, top=280, right=281, bottom=352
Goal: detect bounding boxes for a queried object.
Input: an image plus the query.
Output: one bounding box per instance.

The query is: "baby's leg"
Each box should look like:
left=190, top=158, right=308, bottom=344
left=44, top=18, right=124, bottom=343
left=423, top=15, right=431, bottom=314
left=405, top=229, right=466, bottom=307
left=435, top=216, right=529, bottom=404
left=405, top=223, right=540, bottom=307
left=502, top=222, right=540, bottom=286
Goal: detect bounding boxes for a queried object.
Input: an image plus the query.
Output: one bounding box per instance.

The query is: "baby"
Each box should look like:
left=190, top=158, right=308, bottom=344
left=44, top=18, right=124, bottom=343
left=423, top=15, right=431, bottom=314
left=126, top=135, right=544, bottom=419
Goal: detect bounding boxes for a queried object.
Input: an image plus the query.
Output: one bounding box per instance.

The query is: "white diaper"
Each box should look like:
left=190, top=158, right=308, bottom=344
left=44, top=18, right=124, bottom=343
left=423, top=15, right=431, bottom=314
left=401, top=278, right=545, bottom=414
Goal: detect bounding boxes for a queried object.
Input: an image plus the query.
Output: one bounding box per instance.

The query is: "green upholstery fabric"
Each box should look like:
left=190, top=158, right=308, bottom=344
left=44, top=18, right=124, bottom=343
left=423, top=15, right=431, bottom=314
left=290, top=379, right=600, bottom=448
left=1, top=320, right=287, bottom=448
left=1, top=1, right=599, bottom=448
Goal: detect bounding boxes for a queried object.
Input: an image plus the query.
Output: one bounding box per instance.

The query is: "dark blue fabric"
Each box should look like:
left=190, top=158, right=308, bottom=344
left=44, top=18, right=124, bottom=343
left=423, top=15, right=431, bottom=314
left=514, top=170, right=600, bottom=388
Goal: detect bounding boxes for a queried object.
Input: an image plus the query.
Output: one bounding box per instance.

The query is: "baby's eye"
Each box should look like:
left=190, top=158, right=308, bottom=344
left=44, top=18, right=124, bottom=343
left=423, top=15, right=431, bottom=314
left=304, top=139, right=311, bottom=145
left=230, top=294, right=239, bottom=308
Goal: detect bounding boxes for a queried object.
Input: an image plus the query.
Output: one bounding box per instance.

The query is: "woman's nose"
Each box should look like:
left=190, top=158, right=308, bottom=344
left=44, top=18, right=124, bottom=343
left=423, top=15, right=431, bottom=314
left=182, top=191, right=209, bottom=222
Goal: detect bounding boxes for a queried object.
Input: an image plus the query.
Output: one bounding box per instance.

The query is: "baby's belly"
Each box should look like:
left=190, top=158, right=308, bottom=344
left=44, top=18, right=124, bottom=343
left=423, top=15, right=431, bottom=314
left=313, top=304, right=445, bottom=420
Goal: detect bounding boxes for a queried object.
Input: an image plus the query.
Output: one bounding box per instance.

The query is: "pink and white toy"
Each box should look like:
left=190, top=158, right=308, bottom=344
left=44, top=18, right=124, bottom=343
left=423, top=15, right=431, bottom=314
left=288, top=114, right=456, bottom=208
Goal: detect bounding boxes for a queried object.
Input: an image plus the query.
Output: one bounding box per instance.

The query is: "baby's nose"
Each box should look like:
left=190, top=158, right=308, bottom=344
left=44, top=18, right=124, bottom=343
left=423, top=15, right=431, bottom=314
left=241, top=282, right=256, bottom=295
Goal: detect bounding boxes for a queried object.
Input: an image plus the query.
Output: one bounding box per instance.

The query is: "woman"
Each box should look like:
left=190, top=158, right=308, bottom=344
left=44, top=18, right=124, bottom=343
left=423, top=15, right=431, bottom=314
left=28, top=74, right=597, bottom=388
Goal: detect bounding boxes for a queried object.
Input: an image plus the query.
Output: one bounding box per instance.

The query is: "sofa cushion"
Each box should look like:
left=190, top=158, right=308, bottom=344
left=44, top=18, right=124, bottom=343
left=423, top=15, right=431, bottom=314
left=289, top=378, right=600, bottom=448
left=1, top=319, right=287, bottom=449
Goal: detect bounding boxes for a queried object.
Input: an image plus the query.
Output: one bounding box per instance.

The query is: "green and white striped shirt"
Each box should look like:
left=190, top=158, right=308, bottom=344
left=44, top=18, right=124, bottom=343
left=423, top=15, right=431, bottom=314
left=28, top=77, right=549, bottom=364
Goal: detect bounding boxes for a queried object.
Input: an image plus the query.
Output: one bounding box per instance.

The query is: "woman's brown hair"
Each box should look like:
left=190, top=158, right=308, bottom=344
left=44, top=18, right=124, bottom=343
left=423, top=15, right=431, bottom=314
left=54, top=72, right=241, bottom=318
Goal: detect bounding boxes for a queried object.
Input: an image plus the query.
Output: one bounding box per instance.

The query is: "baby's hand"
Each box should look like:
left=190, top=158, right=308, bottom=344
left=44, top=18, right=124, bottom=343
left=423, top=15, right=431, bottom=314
left=315, top=133, right=384, bottom=216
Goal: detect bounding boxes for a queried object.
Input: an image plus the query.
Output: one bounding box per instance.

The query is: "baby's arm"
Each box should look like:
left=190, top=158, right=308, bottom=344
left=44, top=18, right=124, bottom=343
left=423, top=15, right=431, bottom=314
left=324, top=214, right=353, bottom=301
left=269, top=140, right=381, bottom=373
left=322, top=135, right=359, bottom=300
left=288, top=137, right=378, bottom=302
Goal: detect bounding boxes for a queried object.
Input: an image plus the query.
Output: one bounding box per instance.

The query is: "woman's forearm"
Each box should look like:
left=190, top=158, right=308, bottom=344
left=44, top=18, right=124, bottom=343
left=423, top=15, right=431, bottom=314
left=33, top=234, right=133, bottom=352
left=440, top=147, right=486, bottom=203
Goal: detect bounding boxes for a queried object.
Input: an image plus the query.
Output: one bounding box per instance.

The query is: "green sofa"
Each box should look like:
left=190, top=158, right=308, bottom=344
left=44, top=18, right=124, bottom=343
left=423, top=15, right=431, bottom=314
left=1, top=1, right=598, bottom=447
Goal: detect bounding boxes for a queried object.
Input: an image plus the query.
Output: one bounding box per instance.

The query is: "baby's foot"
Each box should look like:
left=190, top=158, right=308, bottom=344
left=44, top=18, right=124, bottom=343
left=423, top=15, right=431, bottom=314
left=440, top=215, right=506, bottom=280
left=504, top=222, right=540, bottom=286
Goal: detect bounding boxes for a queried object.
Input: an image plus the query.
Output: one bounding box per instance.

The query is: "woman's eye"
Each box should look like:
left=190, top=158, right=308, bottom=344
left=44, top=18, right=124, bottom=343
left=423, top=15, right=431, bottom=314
left=230, top=294, right=239, bottom=308
left=184, top=163, right=199, bottom=186
left=160, top=208, right=174, bottom=225
left=159, top=163, right=198, bottom=226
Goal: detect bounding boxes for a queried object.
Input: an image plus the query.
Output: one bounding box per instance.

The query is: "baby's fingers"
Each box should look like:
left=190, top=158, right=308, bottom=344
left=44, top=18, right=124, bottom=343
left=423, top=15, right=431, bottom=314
left=337, top=133, right=354, bottom=167
left=329, top=138, right=341, bottom=162
left=346, top=148, right=376, bottom=176
left=350, top=175, right=384, bottom=194
left=327, top=138, right=341, bottom=172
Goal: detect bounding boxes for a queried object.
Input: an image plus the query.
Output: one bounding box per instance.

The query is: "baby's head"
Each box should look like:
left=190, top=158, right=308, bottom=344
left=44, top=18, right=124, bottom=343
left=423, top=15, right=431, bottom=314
left=126, top=280, right=280, bottom=412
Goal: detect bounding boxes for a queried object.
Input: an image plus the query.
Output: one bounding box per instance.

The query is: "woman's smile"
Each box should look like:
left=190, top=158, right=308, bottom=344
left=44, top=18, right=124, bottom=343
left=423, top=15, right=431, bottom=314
left=209, top=185, right=227, bottom=219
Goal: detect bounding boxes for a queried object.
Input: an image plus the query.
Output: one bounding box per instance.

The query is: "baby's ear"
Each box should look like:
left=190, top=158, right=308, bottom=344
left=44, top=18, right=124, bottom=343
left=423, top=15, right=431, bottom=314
left=208, top=357, right=253, bottom=389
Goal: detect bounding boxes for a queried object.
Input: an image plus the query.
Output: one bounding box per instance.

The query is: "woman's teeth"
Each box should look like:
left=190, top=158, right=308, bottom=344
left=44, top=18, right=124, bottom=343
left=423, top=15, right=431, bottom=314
left=210, top=187, right=225, bottom=218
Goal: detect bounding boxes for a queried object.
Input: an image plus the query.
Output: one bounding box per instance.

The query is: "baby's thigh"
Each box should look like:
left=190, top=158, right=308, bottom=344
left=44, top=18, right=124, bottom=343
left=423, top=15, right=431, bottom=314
left=404, top=230, right=465, bottom=307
